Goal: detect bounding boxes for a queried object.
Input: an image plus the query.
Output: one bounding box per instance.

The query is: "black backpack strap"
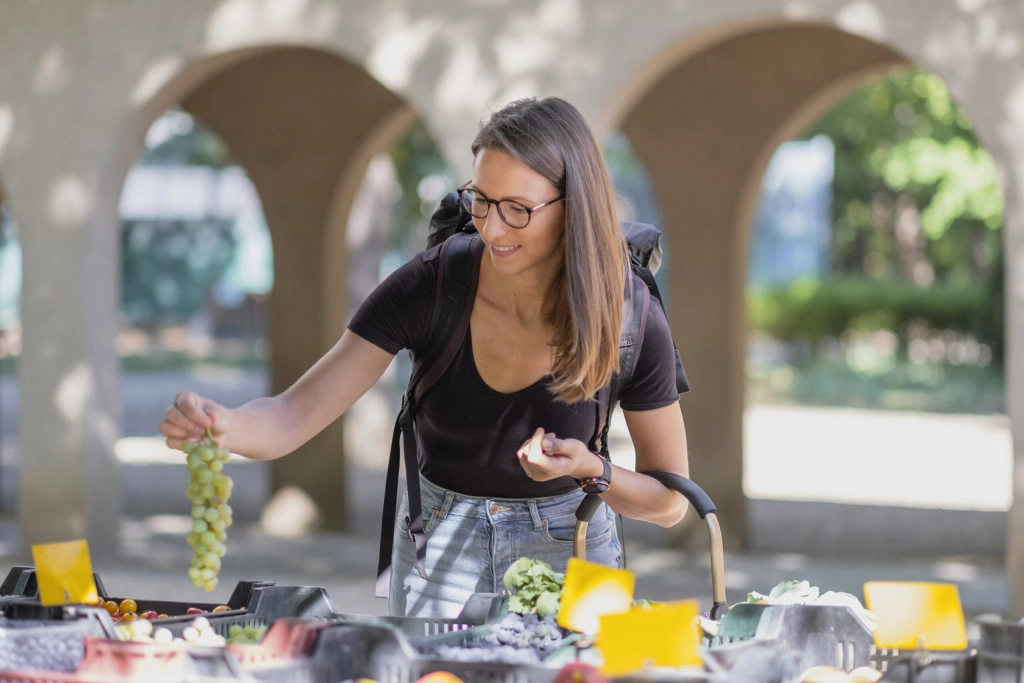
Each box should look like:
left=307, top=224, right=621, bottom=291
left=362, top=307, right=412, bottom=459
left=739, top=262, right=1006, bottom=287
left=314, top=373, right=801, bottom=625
left=631, top=262, right=689, bottom=395
left=376, top=232, right=483, bottom=598
left=592, top=266, right=651, bottom=459
left=589, top=266, right=650, bottom=572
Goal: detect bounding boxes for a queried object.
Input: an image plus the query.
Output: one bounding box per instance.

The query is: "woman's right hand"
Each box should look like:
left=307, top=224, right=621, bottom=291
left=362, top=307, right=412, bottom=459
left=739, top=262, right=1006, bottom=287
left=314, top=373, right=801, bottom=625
left=160, top=391, right=231, bottom=452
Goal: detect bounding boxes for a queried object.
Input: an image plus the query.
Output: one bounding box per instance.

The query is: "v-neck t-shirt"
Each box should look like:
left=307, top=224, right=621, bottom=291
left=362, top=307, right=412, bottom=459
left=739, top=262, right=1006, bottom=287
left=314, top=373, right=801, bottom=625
left=347, top=244, right=686, bottom=499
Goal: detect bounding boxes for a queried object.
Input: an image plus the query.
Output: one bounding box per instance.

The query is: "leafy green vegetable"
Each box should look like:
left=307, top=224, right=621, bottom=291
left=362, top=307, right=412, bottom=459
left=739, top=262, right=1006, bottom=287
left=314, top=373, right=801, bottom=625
left=502, top=557, right=564, bottom=615
left=747, top=580, right=820, bottom=605
left=535, top=591, right=561, bottom=617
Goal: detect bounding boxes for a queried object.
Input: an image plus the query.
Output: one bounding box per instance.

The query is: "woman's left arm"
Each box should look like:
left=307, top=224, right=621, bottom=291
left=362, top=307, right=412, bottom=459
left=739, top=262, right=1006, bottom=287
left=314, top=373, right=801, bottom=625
left=517, top=403, right=690, bottom=528
left=600, top=404, right=689, bottom=527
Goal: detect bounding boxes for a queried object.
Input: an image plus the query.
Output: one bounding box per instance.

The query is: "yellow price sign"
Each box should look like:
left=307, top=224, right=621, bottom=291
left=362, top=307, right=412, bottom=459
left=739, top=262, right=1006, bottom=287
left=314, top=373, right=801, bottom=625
left=598, top=601, right=702, bottom=676
left=863, top=581, right=967, bottom=650
left=31, top=541, right=98, bottom=606
left=557, top=557, right=635, bottom=634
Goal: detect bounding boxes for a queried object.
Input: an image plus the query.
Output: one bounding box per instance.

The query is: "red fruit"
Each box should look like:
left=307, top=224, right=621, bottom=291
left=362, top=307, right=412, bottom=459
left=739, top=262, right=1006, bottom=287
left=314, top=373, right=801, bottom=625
left=143, top=611, right=158, bottom=620
left=186, top=607, right=204, bottom=615
left=554, top=663, right=610, bottom=683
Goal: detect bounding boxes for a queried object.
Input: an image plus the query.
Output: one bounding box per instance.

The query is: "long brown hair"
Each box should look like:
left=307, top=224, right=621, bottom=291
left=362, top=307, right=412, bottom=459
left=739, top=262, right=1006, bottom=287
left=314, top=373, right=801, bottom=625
left=472, top=97, right=626, bottom=404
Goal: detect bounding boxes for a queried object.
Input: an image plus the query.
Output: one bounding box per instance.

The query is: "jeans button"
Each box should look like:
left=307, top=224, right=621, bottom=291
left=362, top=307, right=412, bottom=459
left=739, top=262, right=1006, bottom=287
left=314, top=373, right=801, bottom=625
left=489, top=503, right=499, bottom=515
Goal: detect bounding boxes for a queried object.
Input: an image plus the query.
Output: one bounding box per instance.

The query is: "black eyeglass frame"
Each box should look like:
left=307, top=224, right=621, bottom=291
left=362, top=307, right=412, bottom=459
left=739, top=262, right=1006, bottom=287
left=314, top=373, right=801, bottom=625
left=456, top=183, right=565, bottom=229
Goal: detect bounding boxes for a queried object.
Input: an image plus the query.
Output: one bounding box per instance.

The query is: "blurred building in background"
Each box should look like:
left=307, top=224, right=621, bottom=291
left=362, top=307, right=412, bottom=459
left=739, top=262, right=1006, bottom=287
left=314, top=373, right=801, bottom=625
left=0, top=0, right=1023, bottom=610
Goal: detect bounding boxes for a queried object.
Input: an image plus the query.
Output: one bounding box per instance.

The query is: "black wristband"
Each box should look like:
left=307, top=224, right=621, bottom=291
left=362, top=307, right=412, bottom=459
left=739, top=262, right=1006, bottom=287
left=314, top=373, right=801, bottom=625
left=575, top=454, right=611, bottom=494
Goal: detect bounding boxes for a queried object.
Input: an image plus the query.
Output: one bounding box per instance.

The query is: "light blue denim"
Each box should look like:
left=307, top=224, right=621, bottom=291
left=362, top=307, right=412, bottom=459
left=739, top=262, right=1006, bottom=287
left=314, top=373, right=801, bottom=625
left=389, top=474, right=622, bottom=618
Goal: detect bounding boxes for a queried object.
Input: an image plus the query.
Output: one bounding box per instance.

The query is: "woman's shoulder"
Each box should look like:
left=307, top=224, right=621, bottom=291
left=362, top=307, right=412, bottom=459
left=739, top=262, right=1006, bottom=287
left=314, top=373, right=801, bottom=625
left=346, top=244, right=445, bottom=355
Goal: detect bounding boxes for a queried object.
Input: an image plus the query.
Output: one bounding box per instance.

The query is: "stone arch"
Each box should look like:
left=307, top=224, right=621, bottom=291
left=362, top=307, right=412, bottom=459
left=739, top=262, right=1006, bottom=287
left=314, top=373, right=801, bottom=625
left=95, top=45, right=418, bottom=531
left=610, top=21, right=923, bottom=549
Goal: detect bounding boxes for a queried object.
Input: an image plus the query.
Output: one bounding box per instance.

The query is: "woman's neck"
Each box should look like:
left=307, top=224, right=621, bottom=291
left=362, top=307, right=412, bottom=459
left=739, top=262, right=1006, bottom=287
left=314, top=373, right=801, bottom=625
left=477, top=252, right=562, bottom=326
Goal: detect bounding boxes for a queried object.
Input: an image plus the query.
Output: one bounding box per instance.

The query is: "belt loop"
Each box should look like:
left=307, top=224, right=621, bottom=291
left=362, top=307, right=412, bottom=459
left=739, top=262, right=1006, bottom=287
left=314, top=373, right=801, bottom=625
left=438, top=491, right=455, bottom=520
left=528, top=500, right=543, bottom=530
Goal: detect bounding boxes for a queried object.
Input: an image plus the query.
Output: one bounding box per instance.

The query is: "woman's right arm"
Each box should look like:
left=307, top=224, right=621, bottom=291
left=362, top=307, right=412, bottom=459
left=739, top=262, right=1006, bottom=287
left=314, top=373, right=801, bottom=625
left=160, top=330, right=395, bottom=460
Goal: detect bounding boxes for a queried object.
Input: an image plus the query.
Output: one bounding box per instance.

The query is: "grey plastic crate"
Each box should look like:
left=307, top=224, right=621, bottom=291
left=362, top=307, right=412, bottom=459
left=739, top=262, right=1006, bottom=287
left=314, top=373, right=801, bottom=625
left=705, top=604, right=975, bottom=683
left=706, top=604, right=880, bottom=671
left=0, top=608, right=118, bottom=676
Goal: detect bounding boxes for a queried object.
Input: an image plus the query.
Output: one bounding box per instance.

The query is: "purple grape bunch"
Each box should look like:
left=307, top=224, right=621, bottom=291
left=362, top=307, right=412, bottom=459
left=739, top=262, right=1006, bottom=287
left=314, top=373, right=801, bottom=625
left=424, top=612, right=567, bottom=665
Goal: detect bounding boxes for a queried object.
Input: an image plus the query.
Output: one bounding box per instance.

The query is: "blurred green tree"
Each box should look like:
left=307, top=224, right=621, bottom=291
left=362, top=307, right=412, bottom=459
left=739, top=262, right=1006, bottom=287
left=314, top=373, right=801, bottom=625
left=807, top=67, right=1002, bottom=287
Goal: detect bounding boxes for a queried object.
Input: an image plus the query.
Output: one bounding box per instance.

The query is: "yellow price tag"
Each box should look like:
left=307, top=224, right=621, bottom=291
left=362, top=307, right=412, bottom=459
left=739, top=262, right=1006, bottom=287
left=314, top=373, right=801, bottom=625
left=31, top=540, right=98, bottom=606
left=863, top=581, right=967, bottom=650
left=598, top=601, right=702, bottom=676
left=557, top=557, right=635, bottom=634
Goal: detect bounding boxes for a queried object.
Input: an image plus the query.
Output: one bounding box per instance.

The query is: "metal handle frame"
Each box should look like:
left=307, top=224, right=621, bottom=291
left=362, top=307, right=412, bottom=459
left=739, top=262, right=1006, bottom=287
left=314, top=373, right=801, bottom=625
left=572, top=471, right=728, bottom=619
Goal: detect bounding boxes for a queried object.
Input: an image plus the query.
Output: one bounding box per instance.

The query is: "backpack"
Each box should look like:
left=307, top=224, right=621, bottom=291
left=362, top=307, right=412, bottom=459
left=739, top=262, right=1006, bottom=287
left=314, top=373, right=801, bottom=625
left=375, top=191, right=689, bottom=597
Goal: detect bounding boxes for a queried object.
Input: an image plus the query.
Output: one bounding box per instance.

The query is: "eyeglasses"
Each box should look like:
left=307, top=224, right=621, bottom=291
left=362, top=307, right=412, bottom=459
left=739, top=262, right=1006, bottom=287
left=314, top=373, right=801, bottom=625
left=457, top=184, right=565, bottom=229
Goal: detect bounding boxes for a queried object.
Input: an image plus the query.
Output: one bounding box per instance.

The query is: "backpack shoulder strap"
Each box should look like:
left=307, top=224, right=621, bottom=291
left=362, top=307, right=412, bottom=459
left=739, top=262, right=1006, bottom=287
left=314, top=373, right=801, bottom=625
left=631, top=262, right=689, bottom=394
left=591, top=266, right=650, bottom=458
left=376, top=232, right=483, bottom=598
left=410, top=231, right=484, bottom=403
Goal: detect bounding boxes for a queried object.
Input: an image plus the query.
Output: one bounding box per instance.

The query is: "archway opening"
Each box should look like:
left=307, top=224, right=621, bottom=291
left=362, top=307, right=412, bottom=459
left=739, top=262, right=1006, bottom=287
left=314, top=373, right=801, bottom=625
left=115, top=107, right=275, bottom=540
left=745, top=67, right=1006, bottom=548
left=97, top=46, right=448, bottom=555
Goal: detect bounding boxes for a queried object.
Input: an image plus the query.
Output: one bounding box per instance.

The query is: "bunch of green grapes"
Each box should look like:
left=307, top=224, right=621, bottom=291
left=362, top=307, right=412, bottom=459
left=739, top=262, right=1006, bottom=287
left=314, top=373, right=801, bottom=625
left=182, top=429, right=234, bottom=591
left=227, top=624, right=267, bottom=644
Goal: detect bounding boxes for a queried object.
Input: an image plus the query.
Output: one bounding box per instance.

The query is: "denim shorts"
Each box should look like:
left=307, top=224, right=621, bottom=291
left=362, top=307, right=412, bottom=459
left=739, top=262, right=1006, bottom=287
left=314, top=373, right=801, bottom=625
left=389, top=474, right=622, bottom=618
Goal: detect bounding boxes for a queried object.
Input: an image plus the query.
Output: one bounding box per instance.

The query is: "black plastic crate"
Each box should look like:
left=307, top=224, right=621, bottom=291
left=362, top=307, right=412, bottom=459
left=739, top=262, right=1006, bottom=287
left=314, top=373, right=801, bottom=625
left=977, top=616, right=1024, bottom=683
left=313, top=622, right=559, bottom=683
left=329, top=592, right=508, bottom=639
left=153, top=584, right=337, bottom=638
left=311, top=621, right=722, bottom=683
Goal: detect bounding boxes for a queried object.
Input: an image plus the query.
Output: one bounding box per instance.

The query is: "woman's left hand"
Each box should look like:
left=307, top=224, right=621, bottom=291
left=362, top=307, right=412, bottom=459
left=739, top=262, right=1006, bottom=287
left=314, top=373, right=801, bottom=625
left=516, top=427, right=604, bottom=482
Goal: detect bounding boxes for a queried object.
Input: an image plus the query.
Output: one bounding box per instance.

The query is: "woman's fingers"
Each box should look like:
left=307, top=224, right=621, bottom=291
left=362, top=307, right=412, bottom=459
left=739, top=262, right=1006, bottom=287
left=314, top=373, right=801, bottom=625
left=164, top=406, right=196, bottom=432
left=175, top=392, right=211, bottom=428
left=158, top=420, right=190, bottom=440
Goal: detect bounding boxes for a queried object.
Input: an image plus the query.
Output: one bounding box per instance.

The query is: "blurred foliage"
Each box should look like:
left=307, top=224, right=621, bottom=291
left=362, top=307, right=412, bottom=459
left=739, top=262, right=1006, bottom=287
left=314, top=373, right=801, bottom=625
left=748, top=278, right=992, bottom=345
left=121, top=219, right=236, bottom=324
left=387, top=122, right=452, bottom=253
left=747, top=358, right=1004, bottom=414
left=749, top=67, right=1007, bottom=367
left=138, top=120, right=232, bottom=168
left=0, top=206, right=13, bottom=249
left=806, top=67, right=1003, bottom=284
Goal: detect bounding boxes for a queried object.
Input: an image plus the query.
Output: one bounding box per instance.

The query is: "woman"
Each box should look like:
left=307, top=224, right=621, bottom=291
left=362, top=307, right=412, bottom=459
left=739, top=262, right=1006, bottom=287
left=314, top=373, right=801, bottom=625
left=159, top=97, right=691, bottom=619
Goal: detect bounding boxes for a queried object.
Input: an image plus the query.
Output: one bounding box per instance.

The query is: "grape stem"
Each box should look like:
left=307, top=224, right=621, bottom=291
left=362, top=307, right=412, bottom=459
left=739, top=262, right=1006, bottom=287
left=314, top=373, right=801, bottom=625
left=205, top=427, right=216, bottom=447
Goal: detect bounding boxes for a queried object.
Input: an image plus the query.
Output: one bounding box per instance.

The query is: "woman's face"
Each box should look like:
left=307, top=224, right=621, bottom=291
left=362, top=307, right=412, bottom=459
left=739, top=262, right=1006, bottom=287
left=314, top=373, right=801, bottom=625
left=469, top=148, right=565, bottom=278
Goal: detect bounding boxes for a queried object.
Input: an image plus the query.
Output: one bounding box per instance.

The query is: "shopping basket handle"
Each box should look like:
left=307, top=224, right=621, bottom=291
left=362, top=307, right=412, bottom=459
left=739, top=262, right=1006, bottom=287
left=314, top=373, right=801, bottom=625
left=572, top=472, right=728, bottom=619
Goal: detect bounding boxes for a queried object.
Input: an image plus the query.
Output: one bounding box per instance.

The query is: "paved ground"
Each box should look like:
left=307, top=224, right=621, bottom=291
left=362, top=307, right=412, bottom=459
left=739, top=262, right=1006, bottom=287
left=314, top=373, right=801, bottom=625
left=0, top=369, right=1013, bottom=619
left=0, top=515, right=1007, bottom=622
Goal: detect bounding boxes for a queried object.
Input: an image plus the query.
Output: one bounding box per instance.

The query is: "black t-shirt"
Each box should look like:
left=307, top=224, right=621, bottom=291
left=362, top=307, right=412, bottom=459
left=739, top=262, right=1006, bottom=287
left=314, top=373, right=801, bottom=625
left=347, top=244, right=685, bottom=498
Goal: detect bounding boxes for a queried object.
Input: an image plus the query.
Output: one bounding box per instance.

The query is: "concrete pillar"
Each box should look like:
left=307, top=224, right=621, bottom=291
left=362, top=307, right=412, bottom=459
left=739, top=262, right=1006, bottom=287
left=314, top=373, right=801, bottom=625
left=619, top=23, right=903, bottom=549
left=4, top=148, right=122, bottom=556
left=181, top=47, right=411, bottom=531
left=992, top=89, right=1024, bottom=616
